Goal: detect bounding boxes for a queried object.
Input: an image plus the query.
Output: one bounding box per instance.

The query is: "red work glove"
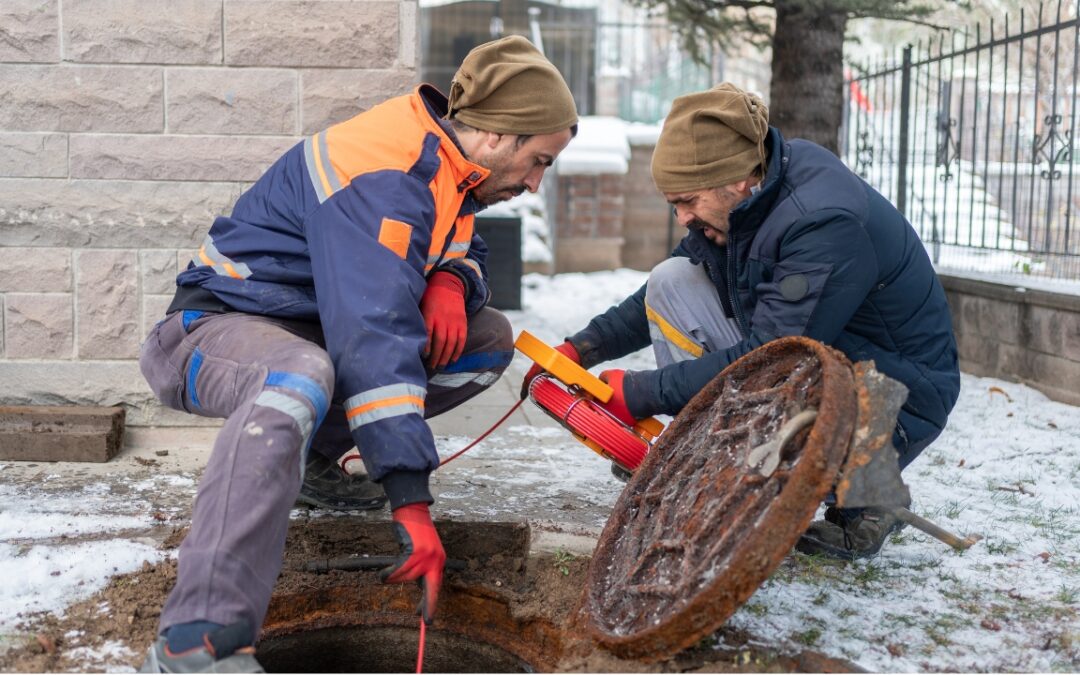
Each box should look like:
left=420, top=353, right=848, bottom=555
left=380, top=503, right=446, bottom=625
left=420, top=271, right=467, bottom=369
left=519, top=341, right=580, bottom=399
left=599, top=369, right=637, bottom=426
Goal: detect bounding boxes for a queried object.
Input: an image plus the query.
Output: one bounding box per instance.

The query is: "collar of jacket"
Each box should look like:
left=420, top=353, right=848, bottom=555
left=727, top=126, right=789, bottom=239
left=416, top=84, right=491, bottom=193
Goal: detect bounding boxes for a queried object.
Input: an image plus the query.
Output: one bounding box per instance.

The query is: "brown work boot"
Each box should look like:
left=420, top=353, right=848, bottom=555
left=795, top=506, right=906, bottom=560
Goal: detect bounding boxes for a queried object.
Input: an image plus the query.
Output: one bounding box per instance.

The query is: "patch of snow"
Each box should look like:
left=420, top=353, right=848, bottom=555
left=0, top=540, right=162, bottom=636
left=556, top=116, right=632, bottom=176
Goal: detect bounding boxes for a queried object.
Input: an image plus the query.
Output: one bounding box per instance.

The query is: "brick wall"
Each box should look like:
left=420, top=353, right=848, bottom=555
left=554, top=173, right=626, bottom=272
left=622, top=141, right=672, bottom=271
left=0, top=0, right=418, bottom=426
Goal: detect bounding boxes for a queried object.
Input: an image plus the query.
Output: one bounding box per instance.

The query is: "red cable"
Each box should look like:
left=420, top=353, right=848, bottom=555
left=528, top=376, right=650, bottom=470
left=438, top=399, right=524, bottom=467
left=416, top=617, right=426, bottom=673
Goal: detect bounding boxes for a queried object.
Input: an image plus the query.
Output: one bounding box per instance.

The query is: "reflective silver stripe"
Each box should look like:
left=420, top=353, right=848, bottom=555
left=344, top=383, right=426, bottom=430
left=445, top=241, right=470, bottom=254
left=303, top=136, right=329, bottom=204
left=254, top=390, right=314, bottom=478
left=426, top=253, right=442, bottom=267
left=317, top=131, right=343, bottom=194
left=648, top=322, right=700, bottom=364
left=202, top=235, right=252, bottom=279
left=429, top=371, right=499, bottom=388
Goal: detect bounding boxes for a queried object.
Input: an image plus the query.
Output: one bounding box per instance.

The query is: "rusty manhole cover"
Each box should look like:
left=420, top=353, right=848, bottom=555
left=583, top=336, right=858, bottom=660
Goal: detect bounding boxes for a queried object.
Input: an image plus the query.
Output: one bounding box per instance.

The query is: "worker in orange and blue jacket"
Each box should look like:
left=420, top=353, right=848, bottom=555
left=138, top=36, right=578, bottom=673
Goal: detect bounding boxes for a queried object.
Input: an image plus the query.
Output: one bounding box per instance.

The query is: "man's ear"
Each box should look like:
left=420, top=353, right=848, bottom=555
left=732, top=176, right=756, bottom=195
left=483, top=130, right=505, bottom=150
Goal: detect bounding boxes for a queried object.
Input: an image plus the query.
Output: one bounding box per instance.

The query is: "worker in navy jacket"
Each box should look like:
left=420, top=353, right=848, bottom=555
left=525, top=83, right=960, bottom=560
left=140, top=36, right=578, bottom=673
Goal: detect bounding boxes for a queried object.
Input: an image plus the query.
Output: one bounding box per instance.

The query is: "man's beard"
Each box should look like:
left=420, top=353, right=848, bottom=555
left=688, top=217, right=728, bottom=244
left=473, top=182, right=526, bottom=205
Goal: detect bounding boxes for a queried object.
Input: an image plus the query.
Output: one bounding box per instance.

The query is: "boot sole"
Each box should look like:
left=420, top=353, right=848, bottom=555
left=294, top=493, right=387, bottom=511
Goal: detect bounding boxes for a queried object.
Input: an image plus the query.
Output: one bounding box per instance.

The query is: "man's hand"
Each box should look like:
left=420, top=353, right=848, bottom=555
left=420, top=271, right=467, bottom=369
left=599, top=369, right=637, bottom=426
left=380, top=503, right=446, bottom=625
left=520, top=341, right=580, bottom=399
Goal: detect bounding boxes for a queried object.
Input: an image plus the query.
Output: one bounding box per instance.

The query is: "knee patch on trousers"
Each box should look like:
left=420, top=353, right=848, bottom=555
left=254, top=371, right=331, bottom=480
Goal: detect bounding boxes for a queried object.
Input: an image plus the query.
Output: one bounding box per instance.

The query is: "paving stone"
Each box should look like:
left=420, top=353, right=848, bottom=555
left=0, top=132, right=67, bottom=178
left=0, top=405, right=125, bottom=462
left=63, top=0, right=221, bottom=64
left=0, top=0, right=59, bottom=63
left=0, top=64, right=163, bottom=132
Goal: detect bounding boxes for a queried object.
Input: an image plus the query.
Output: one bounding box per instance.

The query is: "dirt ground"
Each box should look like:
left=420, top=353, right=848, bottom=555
left=0, top=517, right=858, bottom=673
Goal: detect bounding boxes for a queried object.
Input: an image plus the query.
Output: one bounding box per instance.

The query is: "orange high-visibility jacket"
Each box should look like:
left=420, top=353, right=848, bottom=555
left=176, top=85, right=498, bottom=502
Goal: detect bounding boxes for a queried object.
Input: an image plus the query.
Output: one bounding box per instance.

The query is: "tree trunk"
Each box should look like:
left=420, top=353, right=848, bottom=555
left=769, top=0, right=847, bottom=154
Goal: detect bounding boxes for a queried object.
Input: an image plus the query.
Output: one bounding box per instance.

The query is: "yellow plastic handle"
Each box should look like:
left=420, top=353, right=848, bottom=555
left=515, top=330, right=613, bottom=403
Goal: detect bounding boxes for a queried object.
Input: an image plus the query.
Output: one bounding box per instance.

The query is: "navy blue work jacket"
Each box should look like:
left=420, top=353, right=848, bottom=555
left=570, top=128, right=961, bottom=466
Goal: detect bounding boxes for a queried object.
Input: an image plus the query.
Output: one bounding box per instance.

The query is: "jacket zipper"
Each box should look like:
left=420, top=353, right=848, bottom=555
left=726, top=236, right=750, bottom=338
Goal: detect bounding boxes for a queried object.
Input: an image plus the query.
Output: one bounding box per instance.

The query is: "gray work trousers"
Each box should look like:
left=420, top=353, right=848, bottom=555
left=139, top=307, right=513, bottom=637
left=644, top=256, right=742, bottom=366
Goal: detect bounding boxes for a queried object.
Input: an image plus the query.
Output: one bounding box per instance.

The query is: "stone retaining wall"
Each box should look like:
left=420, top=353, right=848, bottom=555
left=0, top=0, right=418, bottom=425
left=940, top=275, right=1080, bottom=407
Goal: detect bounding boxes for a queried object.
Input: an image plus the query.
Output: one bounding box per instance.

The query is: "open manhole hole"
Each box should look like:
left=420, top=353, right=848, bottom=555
left=259, top=519, right=570, bottom=673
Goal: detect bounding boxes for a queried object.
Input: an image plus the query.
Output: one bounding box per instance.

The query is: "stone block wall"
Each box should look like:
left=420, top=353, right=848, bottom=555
left=941, top=275, right=1080, bottom=407
left=0, top=0, right=419, bottom=426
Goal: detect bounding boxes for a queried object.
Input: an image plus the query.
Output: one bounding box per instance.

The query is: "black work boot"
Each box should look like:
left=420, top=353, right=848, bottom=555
left=295, top=451, right=387, bottom=511
left=795, top=506, right=906, bottom=560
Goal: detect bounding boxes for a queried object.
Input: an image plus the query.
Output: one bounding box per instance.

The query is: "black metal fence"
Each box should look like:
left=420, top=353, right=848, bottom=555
left=843, top=2, right=1080, bottom=281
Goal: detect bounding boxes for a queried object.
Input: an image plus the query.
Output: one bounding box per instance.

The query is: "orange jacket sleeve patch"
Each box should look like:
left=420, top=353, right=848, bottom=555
left=378, top=218, right=413, bottom=259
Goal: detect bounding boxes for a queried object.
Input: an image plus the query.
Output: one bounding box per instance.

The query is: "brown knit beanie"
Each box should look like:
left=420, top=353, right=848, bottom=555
left=651, top=83, right=770, bottom=193
left=447, top=35, right=578, bottom=136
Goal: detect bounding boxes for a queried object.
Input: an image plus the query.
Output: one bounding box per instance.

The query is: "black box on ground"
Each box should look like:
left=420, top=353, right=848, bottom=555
left=475, top=216, right=522, bottom=310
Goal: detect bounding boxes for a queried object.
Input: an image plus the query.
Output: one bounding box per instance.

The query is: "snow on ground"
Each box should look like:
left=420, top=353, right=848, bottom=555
left=0, top=270, right=1078, bottom=672
left=511, top=271, right=1080, bottom=671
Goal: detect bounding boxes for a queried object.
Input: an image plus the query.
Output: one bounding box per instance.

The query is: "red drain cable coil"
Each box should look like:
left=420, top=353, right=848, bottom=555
left=528, top=376, right=649, bottom=470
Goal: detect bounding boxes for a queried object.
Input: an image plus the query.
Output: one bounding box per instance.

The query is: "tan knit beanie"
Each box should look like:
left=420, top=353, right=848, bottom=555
left=651, top=83, right=770, bottom=193
left=447, top=35, right=578, bottom=136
